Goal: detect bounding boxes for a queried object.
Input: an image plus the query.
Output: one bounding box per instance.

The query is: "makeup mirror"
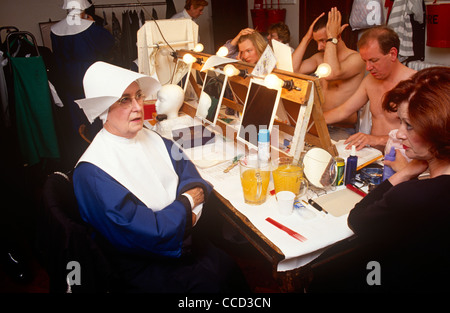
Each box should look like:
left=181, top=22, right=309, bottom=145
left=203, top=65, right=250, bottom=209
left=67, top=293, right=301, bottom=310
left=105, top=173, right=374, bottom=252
left=303, top=147, right=337, bottom=189
left=237, top=78, right=281, bottom=150
left=196, top=69, right=228, bottom=126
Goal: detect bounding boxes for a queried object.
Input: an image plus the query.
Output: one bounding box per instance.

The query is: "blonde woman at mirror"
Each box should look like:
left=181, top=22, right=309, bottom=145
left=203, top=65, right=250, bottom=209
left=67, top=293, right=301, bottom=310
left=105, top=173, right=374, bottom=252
left=222, top=28, right=268, bottom=64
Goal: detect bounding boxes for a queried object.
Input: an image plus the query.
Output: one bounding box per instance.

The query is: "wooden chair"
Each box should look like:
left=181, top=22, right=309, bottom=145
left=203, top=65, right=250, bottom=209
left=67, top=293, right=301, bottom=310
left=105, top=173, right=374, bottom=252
left=78, top=124, right=91, bottom=144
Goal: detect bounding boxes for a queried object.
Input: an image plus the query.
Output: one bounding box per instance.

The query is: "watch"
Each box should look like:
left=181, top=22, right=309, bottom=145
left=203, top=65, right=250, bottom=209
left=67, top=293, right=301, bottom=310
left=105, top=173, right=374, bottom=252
left=326, top=37, right=338, bottom=45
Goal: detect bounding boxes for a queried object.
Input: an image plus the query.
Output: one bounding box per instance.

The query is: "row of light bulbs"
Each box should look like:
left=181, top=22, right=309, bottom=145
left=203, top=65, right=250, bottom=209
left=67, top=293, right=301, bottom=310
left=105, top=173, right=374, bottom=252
left=180, top=43, right=332, bottom=91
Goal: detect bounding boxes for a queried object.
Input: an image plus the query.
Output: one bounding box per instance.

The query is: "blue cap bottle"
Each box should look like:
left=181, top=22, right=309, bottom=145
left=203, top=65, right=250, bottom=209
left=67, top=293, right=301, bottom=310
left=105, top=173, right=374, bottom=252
left=258, top=129, right=270, bottom=166
left=344, top=145, right=358, bottom=185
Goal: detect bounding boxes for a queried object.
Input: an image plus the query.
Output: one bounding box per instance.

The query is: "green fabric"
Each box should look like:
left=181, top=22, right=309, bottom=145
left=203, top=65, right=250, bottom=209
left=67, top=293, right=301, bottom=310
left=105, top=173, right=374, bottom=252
left=10, top=56, right=60, bottom=166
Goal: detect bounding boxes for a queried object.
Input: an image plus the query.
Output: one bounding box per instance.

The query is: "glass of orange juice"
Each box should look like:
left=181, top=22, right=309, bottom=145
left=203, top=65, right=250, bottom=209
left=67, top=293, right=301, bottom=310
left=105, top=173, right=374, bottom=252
left=272, top=157, right=308, bottom=197
left=239, top=157, right=270, bottom=205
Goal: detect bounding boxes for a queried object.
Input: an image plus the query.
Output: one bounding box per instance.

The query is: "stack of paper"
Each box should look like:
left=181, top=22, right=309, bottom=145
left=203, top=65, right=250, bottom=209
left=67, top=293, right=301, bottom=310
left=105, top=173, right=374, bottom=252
left=334, top=140, right=383, bottom=170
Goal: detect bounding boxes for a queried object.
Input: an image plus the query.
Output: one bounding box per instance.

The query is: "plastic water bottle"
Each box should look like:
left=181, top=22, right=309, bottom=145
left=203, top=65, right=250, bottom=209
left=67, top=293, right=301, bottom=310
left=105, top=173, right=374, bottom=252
left=344, top=145, right=358, bottom=185
left=382, top=129, right=406, bottom=181
left=258, top=129, right=270, bottom=166
left=382, top=146, right=396, bottom=181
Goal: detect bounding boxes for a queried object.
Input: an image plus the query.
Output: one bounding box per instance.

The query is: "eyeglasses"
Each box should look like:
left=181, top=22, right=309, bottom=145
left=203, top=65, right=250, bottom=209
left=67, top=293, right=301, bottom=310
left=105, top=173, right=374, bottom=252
left=116, top=91, right=146, bottom=107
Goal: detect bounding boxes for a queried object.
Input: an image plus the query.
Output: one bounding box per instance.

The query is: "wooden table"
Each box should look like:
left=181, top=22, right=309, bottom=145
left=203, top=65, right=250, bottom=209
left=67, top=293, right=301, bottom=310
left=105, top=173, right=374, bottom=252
left=211, top=188, right=360, bottom=292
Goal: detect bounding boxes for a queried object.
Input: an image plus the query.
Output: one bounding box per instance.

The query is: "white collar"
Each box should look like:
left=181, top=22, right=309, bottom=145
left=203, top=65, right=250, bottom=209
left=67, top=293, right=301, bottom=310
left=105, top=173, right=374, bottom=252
left=182, top=9, right=193, bottom=19
left=77, top=128, right=179, bottom=211
left=51, top=16, right=94, bottom=36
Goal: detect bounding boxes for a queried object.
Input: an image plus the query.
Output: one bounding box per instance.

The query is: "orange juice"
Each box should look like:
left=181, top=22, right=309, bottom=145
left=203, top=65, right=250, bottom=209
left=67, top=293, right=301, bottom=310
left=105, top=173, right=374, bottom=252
left=240, top=168, right=270, bottom=204
left=272, top=164, right=304, bottom=195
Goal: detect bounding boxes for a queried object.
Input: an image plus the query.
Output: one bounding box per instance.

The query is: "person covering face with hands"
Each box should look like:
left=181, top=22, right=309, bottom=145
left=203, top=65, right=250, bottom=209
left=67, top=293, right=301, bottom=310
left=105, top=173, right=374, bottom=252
left=292, top=8, right=366, bottom=139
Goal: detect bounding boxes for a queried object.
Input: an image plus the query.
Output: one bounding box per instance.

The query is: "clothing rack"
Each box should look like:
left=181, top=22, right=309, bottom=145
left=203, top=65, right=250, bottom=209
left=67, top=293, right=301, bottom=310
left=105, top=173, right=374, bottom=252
left=94, top=2, right=166, bottom=9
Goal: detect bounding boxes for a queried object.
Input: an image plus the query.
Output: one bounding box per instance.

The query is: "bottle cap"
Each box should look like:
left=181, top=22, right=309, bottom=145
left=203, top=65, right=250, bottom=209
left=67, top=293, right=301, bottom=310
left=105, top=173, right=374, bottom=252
left=258, top=129, right=270, bottom=142
left=351, top=145, right=356, bottom=156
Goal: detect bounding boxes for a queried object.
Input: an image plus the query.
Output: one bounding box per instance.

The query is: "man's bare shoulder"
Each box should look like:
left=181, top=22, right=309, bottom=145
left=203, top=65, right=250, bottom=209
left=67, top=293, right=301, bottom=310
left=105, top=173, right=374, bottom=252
left=400, top=65, right=417, bottom=79
left=338, top=50, right=365, bottom=76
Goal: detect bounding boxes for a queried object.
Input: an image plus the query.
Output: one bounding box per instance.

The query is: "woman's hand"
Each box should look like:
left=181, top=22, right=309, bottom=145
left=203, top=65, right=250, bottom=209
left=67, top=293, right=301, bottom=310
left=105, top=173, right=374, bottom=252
left=388, top=159, right=428, bottom=186
left=384, top=149, right=409, bottom=173
left=184, top=187, right=204, bottom=208
left=231, top=28, right=255, bottom=46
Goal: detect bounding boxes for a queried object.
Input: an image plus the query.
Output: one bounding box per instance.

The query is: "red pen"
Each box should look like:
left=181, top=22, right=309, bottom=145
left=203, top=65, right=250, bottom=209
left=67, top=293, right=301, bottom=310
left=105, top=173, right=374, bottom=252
left=346, top=184, right=367, bottom=197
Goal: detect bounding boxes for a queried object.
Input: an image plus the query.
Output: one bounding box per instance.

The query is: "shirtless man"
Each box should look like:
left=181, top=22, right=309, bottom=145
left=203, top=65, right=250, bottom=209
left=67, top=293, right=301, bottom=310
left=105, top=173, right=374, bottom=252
left=292, top=8, right=366, bottom=138
left=323, top=26, right=417, bottom=150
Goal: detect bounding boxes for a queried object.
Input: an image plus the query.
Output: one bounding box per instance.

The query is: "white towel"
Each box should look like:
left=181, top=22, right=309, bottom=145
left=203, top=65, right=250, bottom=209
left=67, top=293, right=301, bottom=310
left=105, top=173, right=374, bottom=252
left=388, top=0, right=424, bottom=58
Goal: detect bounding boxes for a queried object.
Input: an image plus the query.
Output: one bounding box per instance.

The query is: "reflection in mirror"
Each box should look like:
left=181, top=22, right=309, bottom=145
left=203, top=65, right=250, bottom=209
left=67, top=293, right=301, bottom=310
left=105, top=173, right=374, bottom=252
left=303, top=148, right=337, bottom=189
left=237, top=79, right=281, bottom=150
left=195, top=69, right=228, bottom=126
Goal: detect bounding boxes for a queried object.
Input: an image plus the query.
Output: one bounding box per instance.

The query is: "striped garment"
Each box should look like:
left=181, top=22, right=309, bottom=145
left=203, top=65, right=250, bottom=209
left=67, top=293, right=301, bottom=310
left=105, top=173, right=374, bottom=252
left=387, top=0, right=424, bottom=58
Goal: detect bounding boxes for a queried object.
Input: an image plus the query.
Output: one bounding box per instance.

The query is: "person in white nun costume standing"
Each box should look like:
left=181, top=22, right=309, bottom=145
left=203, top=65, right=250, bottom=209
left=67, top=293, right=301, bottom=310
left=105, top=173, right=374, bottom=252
left=51, top=0, right=114, bottom=167
left=73, top=62, right=248, bottom=293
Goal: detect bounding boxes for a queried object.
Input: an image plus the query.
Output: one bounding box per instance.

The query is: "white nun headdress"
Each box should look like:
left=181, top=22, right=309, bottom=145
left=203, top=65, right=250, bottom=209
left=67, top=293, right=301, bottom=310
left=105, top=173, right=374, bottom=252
left=51, top=0, right=94, bottom=36
left=63, top=0, right=92, bottom=11
left=75, top=62, right=161, bottom=124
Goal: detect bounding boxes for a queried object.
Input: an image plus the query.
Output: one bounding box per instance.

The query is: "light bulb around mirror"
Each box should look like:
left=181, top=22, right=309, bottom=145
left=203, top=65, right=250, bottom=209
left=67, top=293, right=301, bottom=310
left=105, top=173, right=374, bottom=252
left=224, top=64, right=240, bottom=77
left=216, top=46, right=229, bottom=57
left=183, top=53, right=196, bottom=64
left=264, top=74, right=284, bottom=90
left=315, top=63, right=331, bottom=78
left=193, top=43, right=204, bottom=52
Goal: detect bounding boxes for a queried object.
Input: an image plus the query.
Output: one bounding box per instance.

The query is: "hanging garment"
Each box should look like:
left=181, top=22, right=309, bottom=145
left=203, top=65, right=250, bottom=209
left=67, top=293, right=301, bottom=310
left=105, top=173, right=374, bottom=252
left=0, top=51, right=10, bottom=127
left=387, top=0, right=424, bottom=58
left=111, top=12, right=122, bottom=66
left=130, top=11, right=140, bottom=61
left=166, top=0, right=177, bottom=19
left=103, top=10, right=108, bottom=26
left=9, top=55, right=60, bottom=166
left=120, top=10, right=134, bottom=69
left=139, top=9, right=146, bottom=27
left=152, top=8, right=158, bottom=20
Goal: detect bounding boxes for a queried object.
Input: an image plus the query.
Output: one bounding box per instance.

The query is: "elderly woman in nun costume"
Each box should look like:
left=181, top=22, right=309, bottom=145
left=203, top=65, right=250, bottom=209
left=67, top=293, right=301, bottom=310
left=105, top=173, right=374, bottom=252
left=73, top=62, right=248, bottom=293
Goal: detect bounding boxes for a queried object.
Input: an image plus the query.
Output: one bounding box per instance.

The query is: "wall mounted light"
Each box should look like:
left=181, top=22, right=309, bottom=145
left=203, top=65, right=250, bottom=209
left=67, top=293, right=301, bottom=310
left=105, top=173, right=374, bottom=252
left=216, top=46, right=229, bottom=57
left=182, top=53, right=203, bottom=65
left=264, top=74, right=301, bottom=91
left=223, top=64, right=248, bottom=78
left=193, top=43, right=204, bottom=52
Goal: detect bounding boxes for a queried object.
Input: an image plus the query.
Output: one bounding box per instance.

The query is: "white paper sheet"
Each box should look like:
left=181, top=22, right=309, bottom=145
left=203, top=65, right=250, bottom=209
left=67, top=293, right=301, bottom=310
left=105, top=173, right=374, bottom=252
left=272, top=39, right=294, bottom=72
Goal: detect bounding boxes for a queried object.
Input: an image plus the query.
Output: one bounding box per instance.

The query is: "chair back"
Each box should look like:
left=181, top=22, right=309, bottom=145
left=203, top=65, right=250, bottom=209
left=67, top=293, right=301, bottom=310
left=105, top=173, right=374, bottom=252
left=38, top=172, right=116, bottom=293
